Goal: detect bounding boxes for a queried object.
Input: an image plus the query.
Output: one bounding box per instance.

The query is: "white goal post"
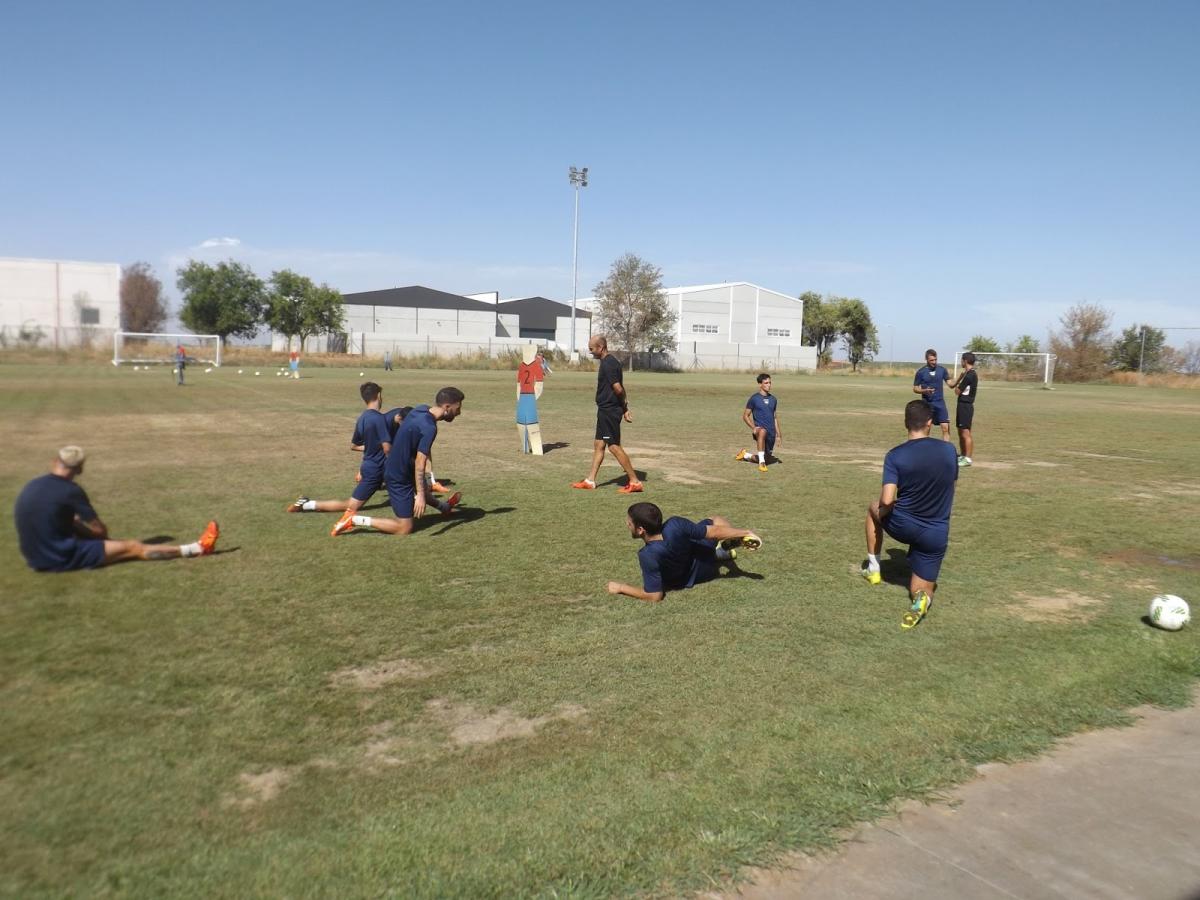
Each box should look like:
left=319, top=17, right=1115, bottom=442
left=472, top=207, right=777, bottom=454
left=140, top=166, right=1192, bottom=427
left=954, top=350, right=1056, bottom=388
left=113, top=332, right=223, bottom=367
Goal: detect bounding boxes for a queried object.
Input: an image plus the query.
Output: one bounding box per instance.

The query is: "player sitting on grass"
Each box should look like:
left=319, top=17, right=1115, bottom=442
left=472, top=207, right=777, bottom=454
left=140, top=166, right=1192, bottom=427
left=735, top=372, right=782, bottom=472
left=15, top=446, right=218, bottom=571
left=605, top=502, right=762, bottom=603
left=332, top=387, right=464, bottom=536
left=913, top=349, right=953, bottom=442
left=947, top=351, right=978, bottom=467
left=288, top=382, right=392, bottom=525
left=861, top=399, right=958, bottom=629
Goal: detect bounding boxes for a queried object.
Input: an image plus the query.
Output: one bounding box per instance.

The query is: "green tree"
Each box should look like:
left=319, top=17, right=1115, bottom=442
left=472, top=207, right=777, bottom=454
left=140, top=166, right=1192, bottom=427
left=800, top=291, right=839, bottom=366
left=833, top=297, right=879, bottom=372
left=593, top=253, right=675, bottom=370
left=1048, top=302, right=1112, bottom=382
left=1007, top=334, right=1040, bottom=354
left=120, top=262, right=168, bottom=333
left=177, top=260, right=266, bottom=341
left=964, top=335, right=1001, bottom=353
left=1110, top=324, right=1168, bottom=373
left=265, top=270, right=346, bottom=350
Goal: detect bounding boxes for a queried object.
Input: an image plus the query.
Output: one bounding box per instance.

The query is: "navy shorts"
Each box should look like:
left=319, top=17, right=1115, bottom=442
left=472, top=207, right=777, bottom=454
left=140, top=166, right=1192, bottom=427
left=928, top=399, right=949, bottom=425
left=352, top=460, right=385, bottom=502
left=595, top=407, right=622, bottom=445
left=756, top=428, right=776, bottom=454
left=41, top=538, right=106, bottom=572
left=882, top=514, right=948, bottom=582
left=386, top=477, right=416, bottom=519
left=956, top=402, right=974, bottom=430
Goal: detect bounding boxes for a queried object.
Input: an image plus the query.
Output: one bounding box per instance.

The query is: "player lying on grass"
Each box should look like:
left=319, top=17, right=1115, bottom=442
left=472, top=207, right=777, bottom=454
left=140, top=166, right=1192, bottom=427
left=734, top=372, right=782, bottom=472
left=861, top=399, right=958, bottom=629
left=15, top=446, right=219, bottom=571
left=605, top=502, right=762, bottom=603
left=332, top=387, right=464, bottom=536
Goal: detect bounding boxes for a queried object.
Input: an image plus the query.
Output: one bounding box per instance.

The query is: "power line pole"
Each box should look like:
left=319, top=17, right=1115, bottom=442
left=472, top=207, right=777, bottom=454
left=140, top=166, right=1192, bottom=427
left=569, top=166, right=588, bottom=359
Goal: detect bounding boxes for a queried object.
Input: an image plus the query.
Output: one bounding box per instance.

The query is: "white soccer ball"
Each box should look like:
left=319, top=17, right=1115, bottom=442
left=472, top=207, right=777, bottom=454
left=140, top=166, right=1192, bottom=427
left=238, top=369, right=243, bottom=374
left=131, top=365, right=138, bottom=371
left=1149, top=594, right=1190, bottom=631
left=205, top=367, right=212, bottom=373
left=359, top=372, right=364, bottom=376
left=255, top=371, right=261, bottom=376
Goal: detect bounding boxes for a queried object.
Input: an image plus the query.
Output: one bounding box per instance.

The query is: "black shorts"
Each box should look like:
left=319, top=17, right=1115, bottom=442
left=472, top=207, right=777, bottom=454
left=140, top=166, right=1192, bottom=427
left=956, top=402, right=974, bottom=430
left=595, top=407, right=623, bottom=445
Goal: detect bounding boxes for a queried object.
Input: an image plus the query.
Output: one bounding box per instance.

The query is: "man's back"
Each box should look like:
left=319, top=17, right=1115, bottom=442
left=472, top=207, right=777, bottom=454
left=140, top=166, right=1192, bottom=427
left=14, top=474, right=96, bottom=570
left=638, top=516, right=710, bottom=592
left=386, top=405, right=437, bottom=483
left=353, top=409, right=390, bottom=466
left=884, top=438, right=957, bottom=526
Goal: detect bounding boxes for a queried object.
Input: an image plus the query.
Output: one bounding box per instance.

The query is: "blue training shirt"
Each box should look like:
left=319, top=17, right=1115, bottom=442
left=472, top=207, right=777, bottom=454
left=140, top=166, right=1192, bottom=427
left=385, top=404, right=437, bottom=486
left=882, top=437, right=958, bottom=527
left=914, top=364, right=951, bottom=403
left=14, top=474, right=98, bottom=570
left=352, top=409, right=391, bottom=467
left=637, top=517, right=711, bottom=593
left=382, top=406, right=414, bottom=441
left=745, top=392, right=777, bottom=432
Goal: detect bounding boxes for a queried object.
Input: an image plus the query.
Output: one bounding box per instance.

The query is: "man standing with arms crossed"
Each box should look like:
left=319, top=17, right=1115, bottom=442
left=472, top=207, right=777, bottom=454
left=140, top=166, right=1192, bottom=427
left=913, top=349, right=952, bottom=441
left=572, top=335, right=643, bottom=493
left=949, top=351, right=978, bottom=467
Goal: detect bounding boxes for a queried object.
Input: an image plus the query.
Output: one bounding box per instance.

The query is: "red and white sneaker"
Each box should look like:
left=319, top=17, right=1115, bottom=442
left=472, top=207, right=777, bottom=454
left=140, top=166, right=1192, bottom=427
left=616, top=481, right=644, bottom=494
left=571, top=479, right=597, bottom=490
left=331, top=510, right=355, bottom=536
left=441, top=491, right=462, bottom=517
left=197, top=520, right=220, bottom=555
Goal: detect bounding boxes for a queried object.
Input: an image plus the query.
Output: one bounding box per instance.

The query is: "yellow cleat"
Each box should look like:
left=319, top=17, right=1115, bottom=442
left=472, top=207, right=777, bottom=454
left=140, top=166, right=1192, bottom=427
left=901, top=591, right=932, bottom=629
left=861, top=566, right=881, bottom=585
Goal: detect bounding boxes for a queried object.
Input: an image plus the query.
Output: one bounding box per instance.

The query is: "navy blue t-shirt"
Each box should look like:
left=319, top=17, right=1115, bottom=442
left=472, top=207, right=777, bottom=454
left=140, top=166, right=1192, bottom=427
left=882, top=437, right=958, bottom=527
left=637, top=517, right=712, bottom=593
left=382, top=406, right=414, bottom=441
left=14, top=474, right=98, bottom=570
left=914, top=364, right=951, bottom=402
left=745, top=392, right=777, bottom=432
left=352, top=409, right=391, bottom=467
left=385, top=405, right=437, bottom=486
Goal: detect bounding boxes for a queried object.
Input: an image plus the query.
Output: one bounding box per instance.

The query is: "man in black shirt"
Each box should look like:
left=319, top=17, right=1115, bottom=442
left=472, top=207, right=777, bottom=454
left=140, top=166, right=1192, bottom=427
left=572, top=335, right=643, bottom=493
left=949, top=352, right=979, bottom=467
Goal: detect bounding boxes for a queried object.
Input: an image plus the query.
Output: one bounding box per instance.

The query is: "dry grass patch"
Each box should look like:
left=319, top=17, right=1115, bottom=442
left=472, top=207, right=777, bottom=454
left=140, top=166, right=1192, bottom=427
left=426, top=699, right=588, bottom=747
left=1010, top=590, right=1104, bottom=623
left=330, top=658, right=434, bottom=690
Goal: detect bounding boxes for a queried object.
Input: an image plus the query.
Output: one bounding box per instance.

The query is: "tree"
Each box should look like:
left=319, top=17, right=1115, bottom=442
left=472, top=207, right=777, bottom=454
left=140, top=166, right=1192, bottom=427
left=265, top=270, right=346, bottom=350
left=801, top=291, right=839, bottom=366
left=120, top=262, right=167, bottom=333
left=1048, top=303, right=1112, bottom=382
left=1181, top=341, right=1200, bottom=376
left=1006, top=334, right=1040, bottom=354
left=177, top=260, right=266, bottom=341
left=1110, top=324, right=1169, bottom=373
left=593, top=253, right=675, bottom=370
left=833, top=297, right=879, bottom=372
left=964, top=335, right=1001, bottom=353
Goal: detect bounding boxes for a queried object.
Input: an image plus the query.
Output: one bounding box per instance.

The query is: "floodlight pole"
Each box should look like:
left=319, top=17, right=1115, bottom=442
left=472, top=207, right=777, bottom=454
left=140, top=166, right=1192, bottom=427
left=1138, top=325, right=1147, bottom=373
left=569, top=166, right=588, bottom=356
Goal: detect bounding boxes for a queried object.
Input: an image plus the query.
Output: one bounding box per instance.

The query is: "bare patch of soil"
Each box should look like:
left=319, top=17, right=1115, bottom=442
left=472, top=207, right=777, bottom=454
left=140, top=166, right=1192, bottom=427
left=1100, top=549, right=1200, bottom=571
left=330, top=658, right=433, bottom=690
left=972, top=461, right=1015, bottom=470
left=223, top=767, right=297, bottom=809
left=426, top=699, right=588, bottom=747
left=1061, top=450, right=1156, bottom=463
left=1011, top=589, right=1103, bottom=623
left=1026, top=461, right=1063, bottom=468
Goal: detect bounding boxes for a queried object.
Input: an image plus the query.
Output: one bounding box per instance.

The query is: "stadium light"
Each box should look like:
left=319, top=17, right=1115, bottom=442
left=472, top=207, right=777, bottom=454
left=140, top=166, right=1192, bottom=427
left=569, top=166, right=589, bottom=356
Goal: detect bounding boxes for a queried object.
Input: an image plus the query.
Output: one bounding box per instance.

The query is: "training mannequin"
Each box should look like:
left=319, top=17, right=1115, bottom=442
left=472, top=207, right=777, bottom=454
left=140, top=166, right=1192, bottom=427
left=516, top=345, right=545, bottom=454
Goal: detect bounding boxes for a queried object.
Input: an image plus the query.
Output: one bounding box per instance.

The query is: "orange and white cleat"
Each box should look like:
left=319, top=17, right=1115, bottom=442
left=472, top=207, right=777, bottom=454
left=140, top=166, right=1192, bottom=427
left=197, top=520, right=220, bottom=555
left=616, top=481, right=644, bottom=494
left=571, top=479, right=597, bottom=490
left=441, top=491, right=462, bottom=517
left=431, top=480, right=451, bottom=494
left=331, top=510, right=355, bottom=537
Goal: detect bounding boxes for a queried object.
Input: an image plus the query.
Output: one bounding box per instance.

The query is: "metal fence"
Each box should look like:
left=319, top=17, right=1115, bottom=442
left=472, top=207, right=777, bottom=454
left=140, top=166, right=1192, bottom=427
left=0, top=324, right=116, bottom=351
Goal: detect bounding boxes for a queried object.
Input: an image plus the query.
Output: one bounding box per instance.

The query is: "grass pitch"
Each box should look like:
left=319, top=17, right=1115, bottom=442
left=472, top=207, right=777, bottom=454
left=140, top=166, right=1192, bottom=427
left=2, top=363, right=1198, bottom=897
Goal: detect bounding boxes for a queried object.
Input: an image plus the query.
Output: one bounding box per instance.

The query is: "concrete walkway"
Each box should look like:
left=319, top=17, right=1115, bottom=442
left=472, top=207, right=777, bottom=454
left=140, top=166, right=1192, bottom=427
left=720, top=694, right=1200, bottom=900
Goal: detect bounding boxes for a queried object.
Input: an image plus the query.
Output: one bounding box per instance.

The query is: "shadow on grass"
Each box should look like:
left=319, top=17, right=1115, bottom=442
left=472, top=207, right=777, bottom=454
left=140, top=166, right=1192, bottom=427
left=598, top=469, right=649, bottom=487
left=141, top=535, right=175, bottom=544
left=880, top=548, right=913, bottom=587
left=719, top=564, right=765, bottom=581
left=541, top=442, right=570, bottom=453
left=427, top=505, right=516, bottom=536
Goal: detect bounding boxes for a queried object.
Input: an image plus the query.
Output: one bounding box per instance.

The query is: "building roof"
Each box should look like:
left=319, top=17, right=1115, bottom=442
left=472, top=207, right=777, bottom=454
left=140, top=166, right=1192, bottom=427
left=342, top=286, right=500, bottom=312
left=497, top=296, right=591, bottom=330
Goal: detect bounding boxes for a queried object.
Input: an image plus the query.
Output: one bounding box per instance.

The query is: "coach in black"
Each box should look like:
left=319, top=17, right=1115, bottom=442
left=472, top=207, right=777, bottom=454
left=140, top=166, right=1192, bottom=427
left=572, top=335, right=643, bottom=493
left=950, top=352, right=979, bottom=467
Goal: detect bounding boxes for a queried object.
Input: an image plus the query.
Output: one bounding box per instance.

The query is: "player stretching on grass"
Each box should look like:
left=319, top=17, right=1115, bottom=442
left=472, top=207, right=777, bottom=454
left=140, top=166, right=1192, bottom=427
left=861, top=400, right=958, bottom=629
left=287, top=382, right=392, bottom=524
left=572, top=335, right=642, bottom=493
left=605, top=502, right=762, bottom=603
left=14, top=446, right=218, bottom=571
left=913, top=349, right=952, bottom=441
left=735, top=373, right=782, bottom=472
left=948, top=351, right=978, bottom=467
left=332, top=387, right=463, bottom=536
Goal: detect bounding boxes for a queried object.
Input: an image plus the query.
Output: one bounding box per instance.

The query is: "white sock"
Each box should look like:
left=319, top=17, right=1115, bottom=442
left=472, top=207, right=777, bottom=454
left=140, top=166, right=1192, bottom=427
left=867, top=553, right=880, bottom=572
left=351, top=515, right=372, bottom=527
left=428, top=468, right=437, bottom=483
left=757, top=451, right=765, bottom=464
left=741, top=451, right=752, bottom=460
left=180, top=542, right=202, bottom=558
left=301, top=500, right=318, bottom=511
left=715, top=546, right=733, bottom=561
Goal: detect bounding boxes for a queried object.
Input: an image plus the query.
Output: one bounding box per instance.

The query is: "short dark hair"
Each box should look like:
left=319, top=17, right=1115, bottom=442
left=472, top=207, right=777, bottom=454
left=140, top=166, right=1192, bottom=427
left=435, top=386, right=465, bottom=406
left=757, top=373, right=771, bottom=383
left=360, top=382, right=382, bottom=403
left=627, top=502, right=663, bottom=535
left=905, top=399, right=934, bottom=431
left=925, top=348, right=937, bottom=358
left=962, top=352, right=976, bottom=365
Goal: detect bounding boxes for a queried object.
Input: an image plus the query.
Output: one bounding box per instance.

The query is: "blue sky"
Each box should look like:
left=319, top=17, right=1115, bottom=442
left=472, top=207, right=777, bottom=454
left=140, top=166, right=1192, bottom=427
left=2, top=0, right=1197, bottom=358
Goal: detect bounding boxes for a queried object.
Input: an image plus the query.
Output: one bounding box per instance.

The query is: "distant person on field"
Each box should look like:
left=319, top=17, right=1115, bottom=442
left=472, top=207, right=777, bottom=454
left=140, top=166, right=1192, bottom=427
left=913, top=349, right=952, bottom=441
left=14, top=446, right=219, bottom=571
left=384, top=349, right=393, bottom=371
left=605, top=502, right=762, bottom=602
left=536, top=349, right=553, bottom=375
left=287, top=382, right=393, bottom=524
left=948, top=351, right=979, bottom=467
left=175, top=344, right=186, bottom=386
left=861, top=400, right=958, bottom=629
left=572, top=335, right=642, bottom=493
left=332, top=387, right=464, bottom=536
left=735, top=373, right=782, bottom=472
left=289, top=349, right=300, bottom=379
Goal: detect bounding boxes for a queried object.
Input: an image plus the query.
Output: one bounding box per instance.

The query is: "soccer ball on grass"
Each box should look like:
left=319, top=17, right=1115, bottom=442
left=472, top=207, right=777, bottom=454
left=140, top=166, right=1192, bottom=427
left=1148, top=594, right=1190, bottom=631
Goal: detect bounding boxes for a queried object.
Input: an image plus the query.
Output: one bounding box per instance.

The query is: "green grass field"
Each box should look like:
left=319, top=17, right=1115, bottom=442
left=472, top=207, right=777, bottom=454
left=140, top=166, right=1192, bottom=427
left=2, top=362, right=1198, bottom=897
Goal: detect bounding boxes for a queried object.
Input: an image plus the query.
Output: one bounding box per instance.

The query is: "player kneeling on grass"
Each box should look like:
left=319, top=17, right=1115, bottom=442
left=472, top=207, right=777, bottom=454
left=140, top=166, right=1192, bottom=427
left=606, top=502, right=762, bottom=603
left=332, top=387, right=464, bottom=536
left=861, top=399, right=958, bottom=629
left=14, top=446, right=218, bottom=571
left=735, top=372, right=782, bottom=472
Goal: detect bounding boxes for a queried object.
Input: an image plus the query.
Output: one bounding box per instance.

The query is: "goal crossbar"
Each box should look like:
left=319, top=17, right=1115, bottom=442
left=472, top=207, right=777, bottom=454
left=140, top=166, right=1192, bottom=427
left=954, top=350, right=1056, bottom=388
left=113, top=332, right=223, bottom=367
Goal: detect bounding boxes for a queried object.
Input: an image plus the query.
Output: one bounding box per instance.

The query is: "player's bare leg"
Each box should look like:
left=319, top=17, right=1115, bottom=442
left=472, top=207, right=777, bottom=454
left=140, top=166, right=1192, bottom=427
left=959, top=427, right=973, bottom=460
left=287, top=497, right=362, bottom=513
left=582, top=439, right=606, bottom=483
left=861, top=502, right=884, bottom=583
left=101, top=520, right=219, bottom=564
left=940, top=422, right=951, bottom=441
left=609, top=443, right=642, bottom=490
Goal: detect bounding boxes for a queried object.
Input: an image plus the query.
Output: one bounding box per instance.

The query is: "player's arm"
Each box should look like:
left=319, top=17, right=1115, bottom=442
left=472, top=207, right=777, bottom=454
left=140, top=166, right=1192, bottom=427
left=606, top=581, right=664, bottom=603
left=413, top=451, right=430, bottom=517
left=73, top=515, right=108, bottom=540
left=876, top=482, right=898, bottom=517
left=742, top=407, right=754, bottom=429
left=612, top=380, right=632, bottom=422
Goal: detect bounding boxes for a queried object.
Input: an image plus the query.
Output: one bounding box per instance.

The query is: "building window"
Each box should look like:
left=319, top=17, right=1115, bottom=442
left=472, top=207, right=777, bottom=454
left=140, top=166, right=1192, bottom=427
left=767, top=327, right=790, bottom=338
left=79, top=307, right=100, bottom=325
left=691, top=323, right=719, bottom=334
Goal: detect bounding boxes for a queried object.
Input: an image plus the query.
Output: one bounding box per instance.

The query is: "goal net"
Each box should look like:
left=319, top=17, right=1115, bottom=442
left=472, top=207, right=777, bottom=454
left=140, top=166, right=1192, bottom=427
left=113, top=332, right=222, bottom=367
left=954, top=351, right=1056, bottom=388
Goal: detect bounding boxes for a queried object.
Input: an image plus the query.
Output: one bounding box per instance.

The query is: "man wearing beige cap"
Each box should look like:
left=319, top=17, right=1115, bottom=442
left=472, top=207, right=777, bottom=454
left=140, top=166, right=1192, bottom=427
left=13, top=446, right=219, bottom=571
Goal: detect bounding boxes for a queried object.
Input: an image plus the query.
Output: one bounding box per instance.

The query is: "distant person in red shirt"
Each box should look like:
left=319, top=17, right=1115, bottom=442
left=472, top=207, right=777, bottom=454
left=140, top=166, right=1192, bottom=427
left=289, top=349, right=300, bottom=379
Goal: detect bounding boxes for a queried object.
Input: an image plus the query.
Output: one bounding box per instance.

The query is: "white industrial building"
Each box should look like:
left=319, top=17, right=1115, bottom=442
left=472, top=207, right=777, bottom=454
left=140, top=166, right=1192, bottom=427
left=0, top=257, right=121, bottom=349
